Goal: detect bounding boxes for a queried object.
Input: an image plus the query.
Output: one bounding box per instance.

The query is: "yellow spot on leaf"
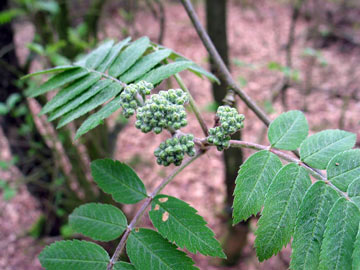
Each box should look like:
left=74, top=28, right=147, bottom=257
left=159, top=197, right=168, bottom=203
left=162, top=211, right=169, bottom=222
left=154, top=204, right=160, bottom=211
left=135, top=228, right=139, bottom=232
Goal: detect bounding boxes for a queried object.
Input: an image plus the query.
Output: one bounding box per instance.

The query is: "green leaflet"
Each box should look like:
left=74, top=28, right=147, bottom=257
left=27, top=67, right=89, bottom=98
left=75, top=96, right=121, bottom=139
left=290, top=181, right=339, bottom=270
left=69, top=203, right=127, bottom=242
left=167, top=50, right=220, bottom=83
left=120, top=49, right=172, bottom=83
left=38, top=240, right=109, bottom=270
left=82, top=40, right=114, bottom=70
left=127, top=228, right=198, bottom=270
left=353, top=224, right=360, bottom=270
left=233, top=150, right=282, bottom=224
left=348, top=178, right=360, bottom=197
left=48, top=79, right=112, bottom=121
left=57, top=82, right=123, bottom=128
left=327, top=149, right=360, bottom=191
left=187, top=63, right=220, bottom=84
left=268, top=110, right=309, bottom=150
left=149, top=195, right=225, bottom=258
left=91, top=159, right=147, bottom=204
left=347, top=178, right=360, bottom=208
left=319, top=198, right=360, bottom=270
left=300, top=129, right=356, bottom=169
left=139, top=60, right=193, bottom=85
left=97, top=38, right=131, bottom=73
left=109, top=36, right=150, bottom=77
left=114, top=262, right=136, bottom=270
left=21, top=65, right=78, bottom=79
left=255, top=163, right=311, bottom=261
left=40, top=73, right=101, bottom=115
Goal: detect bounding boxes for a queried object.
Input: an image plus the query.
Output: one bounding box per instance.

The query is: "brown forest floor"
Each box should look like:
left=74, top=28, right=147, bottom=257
left=1, top=0, right=360, bottom=269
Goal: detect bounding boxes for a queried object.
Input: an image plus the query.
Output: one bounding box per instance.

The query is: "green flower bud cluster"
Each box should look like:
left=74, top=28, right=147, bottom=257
left=135, top=89, right=189, bottom=134
left=154, top=134, right=196, bottom=166
left=207, top=105, right=245, bottom=151
left=120, top=80, right=153, bottom=118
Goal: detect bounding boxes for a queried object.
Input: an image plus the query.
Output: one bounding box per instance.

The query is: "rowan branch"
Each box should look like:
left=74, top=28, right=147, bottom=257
left=180, top=0, right=271, bottom=126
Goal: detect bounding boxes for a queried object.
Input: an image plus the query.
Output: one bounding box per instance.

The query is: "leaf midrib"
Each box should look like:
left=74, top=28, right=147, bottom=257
left=237, top=152, right=272, bottom=216
left=157, top=203, right=219, bottom=255
left=261, top=167, right=301, bottom=255
left=93, top=163, right=146, bottom=198
left=301, top=187, right=328, bottom=269
left=329, top=165, right=360, bottom=180
left=131, top=233, right=175, bottom=269
left=302, top=133, right=353, bottom=161
left=71, top=214, right=126, bottom=229
left=41, top=257, right=108, bottom=263
left=273, top=113, right=302, bottom=147
left=333, top=203, right=350, bottom=270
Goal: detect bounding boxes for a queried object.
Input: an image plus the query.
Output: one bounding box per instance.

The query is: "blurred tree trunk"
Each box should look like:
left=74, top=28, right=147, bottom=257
left=0, top=0, right=45, bottom=175
left=54, top=0, right=79, bottom=58
left=84, top=0, right=107, bottom=42
left=0, top=0, right=59, bottom=234
left=206, top=0, right=248, bottom=265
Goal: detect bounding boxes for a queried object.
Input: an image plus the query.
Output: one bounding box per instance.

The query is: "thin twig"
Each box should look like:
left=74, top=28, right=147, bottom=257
left=107, top=151, right=203, bottom=270
left=84, top=67, right=127, bottom=87
left=279, top=0, right=304, bottom=109
left=156, top=0, right=166, bottom=44
left=174, top=73, right=209, bottom=136
left=180, top=0, right=271, bottom=126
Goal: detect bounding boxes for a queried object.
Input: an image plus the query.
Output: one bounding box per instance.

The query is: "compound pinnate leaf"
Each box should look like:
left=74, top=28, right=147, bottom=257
left=27, top=67, right=89, bottom=98
left=75, top=96, right=121, bottom=139
left=41, top=73, right=101, bottom=115
left=74, top=40, right=114, bottom=69
left=233, top=150, right=282, bottom=224
left=84, top=40, right=114, bottom=70
left=290, top=181, right=339, bottom=270
left=268, top=110, right=308, bottom=150
left=300, top=129, right=356, bottom=169
left=127, top=228, right=198, bottom=270
left=57, top=82, right=122, bottom=128
left=48, top=79, right=113, bottom=121
left=149, top=195, right=225, bottom=258
left=97, top=38, right=131, bottom=73
left=327, top=149, right=360, bottom=191
left=91, top=159, right=147, bottom=204
left=109, top=36, right=150, bottom=77
left=21, top=65, right=78, bottom=79
left=69, top=203, right=127, bottom=241
left=38, top=240, right=109, bottom=270
left=319, top=198, right=360, bottom=270
left=139, top=60, right=193, bottom=85
left=255, top=163, right=311, bottom=261
left=120, top=49, right=172, bottom=83
left=114, top=262, right=136, bottom=270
